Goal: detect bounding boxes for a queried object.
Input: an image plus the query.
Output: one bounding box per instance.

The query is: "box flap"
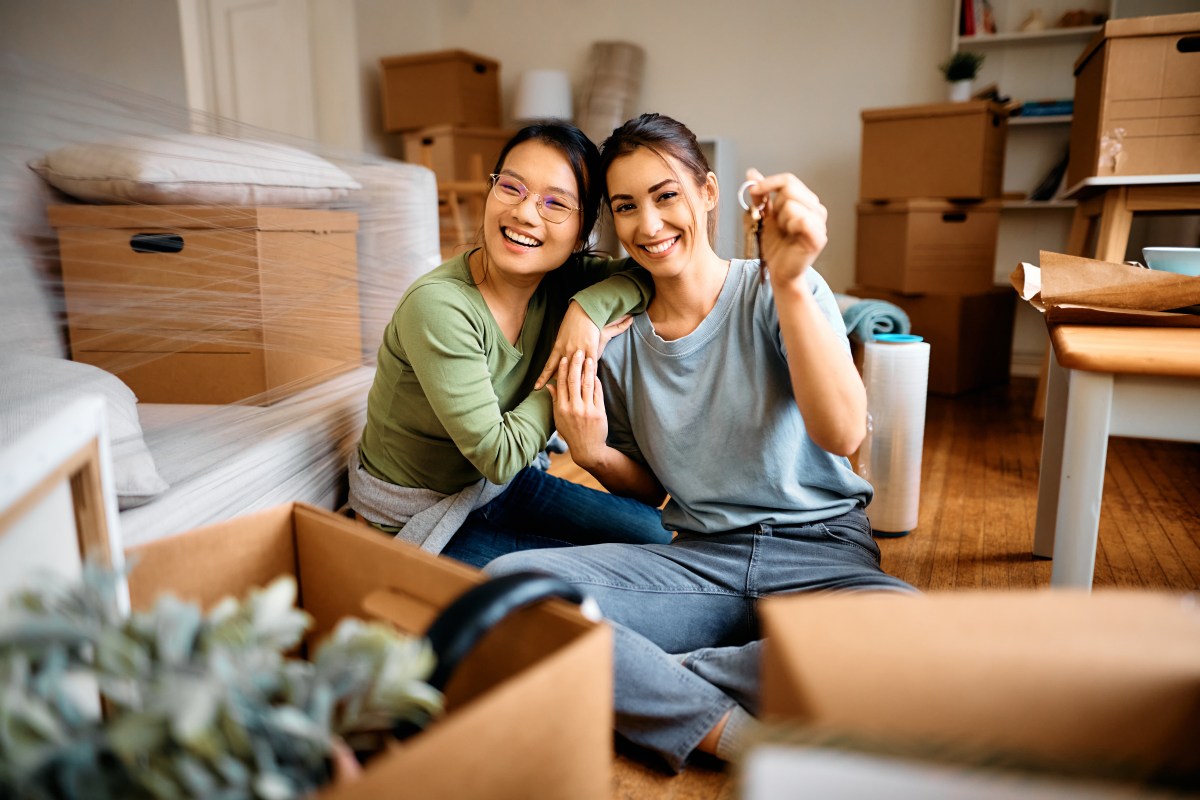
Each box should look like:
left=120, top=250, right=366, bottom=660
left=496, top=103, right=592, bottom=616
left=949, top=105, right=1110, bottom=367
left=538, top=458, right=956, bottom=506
left=127, top=503, right=299, bottom=610
left=761, top=590, right=1200, bottom=776
left=861, top=100, right=1007, bottom=122
left=379, top=49, right=499, bottom=69
left=1075, top=11, right=1200, bottom=73
left=856, top=199, right=1002, bottom=213
left=48, top=205, right=359, bottom=233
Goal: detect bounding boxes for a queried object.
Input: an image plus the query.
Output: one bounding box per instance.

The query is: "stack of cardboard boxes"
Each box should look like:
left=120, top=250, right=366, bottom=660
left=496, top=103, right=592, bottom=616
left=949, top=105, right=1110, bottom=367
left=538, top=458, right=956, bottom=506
left=853, top=100, right=1016, bottom=395
left=379, top=50, right=513, bottom=253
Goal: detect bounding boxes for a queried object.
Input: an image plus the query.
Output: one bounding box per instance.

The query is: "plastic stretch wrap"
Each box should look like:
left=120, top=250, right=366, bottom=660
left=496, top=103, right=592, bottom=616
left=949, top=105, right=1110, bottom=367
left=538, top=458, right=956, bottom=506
left=858, top=337, right=930, bottom=536
left=1, top=55, right=442, bottom=544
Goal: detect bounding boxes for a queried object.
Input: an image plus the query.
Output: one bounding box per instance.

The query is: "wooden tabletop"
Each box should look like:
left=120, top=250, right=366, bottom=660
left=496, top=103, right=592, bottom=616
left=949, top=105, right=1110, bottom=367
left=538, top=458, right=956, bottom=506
left=1050, top=325, right=1200, bottom=378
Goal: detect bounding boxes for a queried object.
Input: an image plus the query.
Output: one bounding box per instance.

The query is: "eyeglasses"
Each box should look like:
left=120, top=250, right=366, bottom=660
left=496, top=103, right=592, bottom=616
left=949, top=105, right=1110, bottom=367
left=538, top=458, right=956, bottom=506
left=489, top=174, right=581, bottom=224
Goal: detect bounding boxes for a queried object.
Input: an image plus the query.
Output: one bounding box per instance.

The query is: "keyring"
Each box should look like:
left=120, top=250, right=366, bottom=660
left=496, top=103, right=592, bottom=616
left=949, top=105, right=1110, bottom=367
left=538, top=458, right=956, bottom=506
left=737, top=180, right=760, bottom=212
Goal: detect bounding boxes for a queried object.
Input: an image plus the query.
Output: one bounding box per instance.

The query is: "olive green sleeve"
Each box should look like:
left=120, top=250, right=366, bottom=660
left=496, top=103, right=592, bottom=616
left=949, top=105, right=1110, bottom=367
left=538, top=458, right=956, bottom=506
left=396, top=285, right=552, bottom=485
left=560, top=255, right=655, bottom=328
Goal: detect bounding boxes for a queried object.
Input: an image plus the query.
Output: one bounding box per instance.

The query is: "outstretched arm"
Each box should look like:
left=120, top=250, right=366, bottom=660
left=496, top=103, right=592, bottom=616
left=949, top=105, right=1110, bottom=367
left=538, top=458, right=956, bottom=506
left=746, top=169, right=867, bottom=456
left=547, top=350, right=667, bottom=507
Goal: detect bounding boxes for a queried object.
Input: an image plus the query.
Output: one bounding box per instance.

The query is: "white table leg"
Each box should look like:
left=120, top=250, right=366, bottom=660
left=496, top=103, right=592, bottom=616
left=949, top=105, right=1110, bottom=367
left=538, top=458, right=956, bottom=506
left=1033, top=349, right=1069, bottom=559
left=1050, top=368, right=1115, bottom=590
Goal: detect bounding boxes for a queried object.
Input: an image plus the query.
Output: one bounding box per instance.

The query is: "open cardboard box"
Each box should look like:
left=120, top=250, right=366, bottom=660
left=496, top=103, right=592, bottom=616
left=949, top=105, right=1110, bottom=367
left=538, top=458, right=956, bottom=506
left=125, top=503, right=613, bottom=800
left=760, top=590, right=1200, bottom=787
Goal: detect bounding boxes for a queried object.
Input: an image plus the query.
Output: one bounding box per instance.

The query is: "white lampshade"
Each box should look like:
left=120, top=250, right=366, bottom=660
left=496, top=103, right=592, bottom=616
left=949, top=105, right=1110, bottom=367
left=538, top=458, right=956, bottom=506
left=512, top=69, right=573, bottom=122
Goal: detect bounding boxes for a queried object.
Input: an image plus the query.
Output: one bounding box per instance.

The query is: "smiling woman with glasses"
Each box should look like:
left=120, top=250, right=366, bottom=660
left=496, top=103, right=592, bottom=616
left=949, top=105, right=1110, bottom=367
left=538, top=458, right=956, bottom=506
left=348, top=121, right=671, bottom=570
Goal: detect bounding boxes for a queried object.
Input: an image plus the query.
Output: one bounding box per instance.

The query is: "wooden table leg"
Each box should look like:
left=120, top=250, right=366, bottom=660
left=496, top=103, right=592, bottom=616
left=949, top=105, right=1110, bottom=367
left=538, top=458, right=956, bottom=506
left=1093, top=187, right=1133, bottom=263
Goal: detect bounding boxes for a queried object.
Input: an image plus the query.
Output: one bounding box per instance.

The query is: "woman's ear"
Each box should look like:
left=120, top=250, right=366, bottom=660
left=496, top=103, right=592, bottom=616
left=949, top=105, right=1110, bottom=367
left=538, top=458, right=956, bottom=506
left=704, top=171, right=719, bottom=211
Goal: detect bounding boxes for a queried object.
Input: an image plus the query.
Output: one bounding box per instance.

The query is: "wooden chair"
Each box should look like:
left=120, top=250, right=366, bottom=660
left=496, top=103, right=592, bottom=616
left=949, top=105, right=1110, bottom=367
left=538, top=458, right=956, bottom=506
left=409, top=146, right=490, bottom=258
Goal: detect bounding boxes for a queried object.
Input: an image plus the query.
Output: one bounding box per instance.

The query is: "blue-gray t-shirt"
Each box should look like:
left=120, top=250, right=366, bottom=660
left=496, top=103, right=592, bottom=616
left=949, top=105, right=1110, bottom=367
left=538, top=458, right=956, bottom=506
left=598, top=259, right=873, bottom=534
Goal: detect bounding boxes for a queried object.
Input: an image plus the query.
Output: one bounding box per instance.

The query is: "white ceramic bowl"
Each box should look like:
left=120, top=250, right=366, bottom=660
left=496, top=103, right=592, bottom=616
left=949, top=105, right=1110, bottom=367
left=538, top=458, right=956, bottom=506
left=1142, top=247, right=1200, bottom=277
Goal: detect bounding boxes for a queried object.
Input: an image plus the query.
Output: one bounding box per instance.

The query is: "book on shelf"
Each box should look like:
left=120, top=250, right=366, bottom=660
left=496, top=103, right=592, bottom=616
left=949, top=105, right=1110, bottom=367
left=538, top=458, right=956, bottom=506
left=960, top=0, right=996, bottom=36
left=1028, top=149, right=1070, bottom=202
left=1017, top=99, right=1074, bottom=117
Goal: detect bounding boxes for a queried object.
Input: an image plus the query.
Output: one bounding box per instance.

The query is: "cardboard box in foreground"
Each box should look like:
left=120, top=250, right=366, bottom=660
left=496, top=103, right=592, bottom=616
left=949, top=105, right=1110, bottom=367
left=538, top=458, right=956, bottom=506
left=761, top=590, right=1200, bottom=785
left=126, top=503, right=612, bottom=800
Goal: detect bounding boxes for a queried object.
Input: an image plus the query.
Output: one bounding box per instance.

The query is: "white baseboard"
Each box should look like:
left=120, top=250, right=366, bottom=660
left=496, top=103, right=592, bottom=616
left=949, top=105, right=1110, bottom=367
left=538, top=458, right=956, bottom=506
left=1010, top=350, right=1043, bottom=378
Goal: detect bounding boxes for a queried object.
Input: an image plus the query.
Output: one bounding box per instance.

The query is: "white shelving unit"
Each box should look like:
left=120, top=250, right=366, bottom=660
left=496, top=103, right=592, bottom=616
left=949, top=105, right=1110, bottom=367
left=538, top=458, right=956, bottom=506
left=946, top=0, right=1180, bottom=376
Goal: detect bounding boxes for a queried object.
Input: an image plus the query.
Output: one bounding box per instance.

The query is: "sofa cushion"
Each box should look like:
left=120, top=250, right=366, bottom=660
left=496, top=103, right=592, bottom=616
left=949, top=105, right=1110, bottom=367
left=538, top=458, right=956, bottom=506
left=29, top=133, right=360, bottom=206
left=0, top=355, right=169, bottom=509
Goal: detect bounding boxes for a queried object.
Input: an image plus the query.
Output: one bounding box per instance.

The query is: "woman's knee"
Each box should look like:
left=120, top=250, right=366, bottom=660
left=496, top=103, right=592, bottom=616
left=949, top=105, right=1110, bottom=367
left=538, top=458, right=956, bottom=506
left=483, top=549, right=551, bottom=578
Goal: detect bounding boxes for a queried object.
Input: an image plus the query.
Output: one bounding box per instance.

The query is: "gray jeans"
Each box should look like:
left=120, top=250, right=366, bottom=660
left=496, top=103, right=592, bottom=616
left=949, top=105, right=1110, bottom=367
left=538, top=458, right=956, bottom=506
left=484, top=506, right=916, bottom=771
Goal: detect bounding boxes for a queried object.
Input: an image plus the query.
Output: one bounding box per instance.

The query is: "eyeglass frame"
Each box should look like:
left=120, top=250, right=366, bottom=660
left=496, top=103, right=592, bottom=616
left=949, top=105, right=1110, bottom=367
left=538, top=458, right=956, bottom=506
left=488, top=173, right=582, bottom=224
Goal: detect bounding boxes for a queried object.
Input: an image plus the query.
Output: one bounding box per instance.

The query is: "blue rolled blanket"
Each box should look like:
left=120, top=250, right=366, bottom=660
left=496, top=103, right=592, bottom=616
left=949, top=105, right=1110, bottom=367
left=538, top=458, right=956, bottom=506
left=835, top=293, right=911, bottom=344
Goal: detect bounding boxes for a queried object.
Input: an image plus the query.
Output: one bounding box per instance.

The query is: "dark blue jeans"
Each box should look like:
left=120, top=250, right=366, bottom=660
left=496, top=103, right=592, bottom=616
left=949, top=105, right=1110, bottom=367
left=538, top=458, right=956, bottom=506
left=439, top=466, right=670, bottom=568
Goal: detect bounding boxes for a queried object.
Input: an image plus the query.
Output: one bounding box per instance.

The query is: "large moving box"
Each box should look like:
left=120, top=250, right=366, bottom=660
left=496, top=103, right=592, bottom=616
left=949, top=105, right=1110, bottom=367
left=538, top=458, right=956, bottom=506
left=849, top=285, right=1014, bottom=396
left=1068, top=12, right=1200, bottom=189
left=403, top=124, right=515, bottom=182
left=380, top=50, right=502, bottom=133
left=50, top=205, right=362, bottom=405
left=855, top=199, right=1000, bottom=294
left=759, top=590, right=1200, bottom=788
left=126, top=503, right=613, bottom=800
left=860, top=101, right=1008, bottom=201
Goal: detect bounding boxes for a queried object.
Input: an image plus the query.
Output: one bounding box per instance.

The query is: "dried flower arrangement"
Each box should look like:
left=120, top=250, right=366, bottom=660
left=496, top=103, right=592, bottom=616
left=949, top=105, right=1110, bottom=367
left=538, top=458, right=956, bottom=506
left=0, top=565, right=443, bottom=799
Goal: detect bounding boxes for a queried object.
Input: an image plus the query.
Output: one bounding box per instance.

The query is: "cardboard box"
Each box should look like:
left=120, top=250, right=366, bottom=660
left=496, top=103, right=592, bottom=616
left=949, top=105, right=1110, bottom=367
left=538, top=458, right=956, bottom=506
left=126, top=503, right=613, bottom=800
left=50, top=205, right=362, bottom=405
left=403, top=125, right=515, bottom=182
left=848, top=285, right=1014, bottom=395
left=855, top=199, right=1000, bottom=294
left=380, top=50, right=502, bottom=133
left=1068, top=12, right=1200, bottom=189
left=860, top=101, right=1008, bottom=201
left=760, top=590, right=1200, bottom=785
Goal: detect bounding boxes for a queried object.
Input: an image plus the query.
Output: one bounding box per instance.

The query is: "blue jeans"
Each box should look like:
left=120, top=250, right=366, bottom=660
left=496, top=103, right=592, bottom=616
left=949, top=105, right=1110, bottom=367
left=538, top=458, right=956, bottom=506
left=440, top=466, right=671, bottom=568
left=485, top=506, right=915, bottom=771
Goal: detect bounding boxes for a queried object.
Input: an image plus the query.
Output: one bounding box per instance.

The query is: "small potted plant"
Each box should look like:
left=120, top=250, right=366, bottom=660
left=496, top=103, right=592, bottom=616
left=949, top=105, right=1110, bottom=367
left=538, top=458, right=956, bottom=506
left=939, top=51, right=986, bottom=101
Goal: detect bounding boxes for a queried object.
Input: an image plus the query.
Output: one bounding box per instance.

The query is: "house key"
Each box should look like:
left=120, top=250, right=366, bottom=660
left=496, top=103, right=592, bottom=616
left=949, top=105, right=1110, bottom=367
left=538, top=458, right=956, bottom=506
left=738, top=180, right=768, bottom=283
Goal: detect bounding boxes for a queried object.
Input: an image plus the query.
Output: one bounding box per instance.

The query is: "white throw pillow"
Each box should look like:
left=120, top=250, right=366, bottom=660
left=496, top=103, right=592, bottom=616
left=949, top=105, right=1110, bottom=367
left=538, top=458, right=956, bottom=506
left=0, top=356, right=169, bottom=509
left=29, top=133, right=361, bottom=206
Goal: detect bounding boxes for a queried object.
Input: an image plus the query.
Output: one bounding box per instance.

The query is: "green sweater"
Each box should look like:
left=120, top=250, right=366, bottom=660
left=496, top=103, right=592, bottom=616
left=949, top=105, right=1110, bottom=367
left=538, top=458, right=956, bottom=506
left=359, top=250, right=652, bottom=494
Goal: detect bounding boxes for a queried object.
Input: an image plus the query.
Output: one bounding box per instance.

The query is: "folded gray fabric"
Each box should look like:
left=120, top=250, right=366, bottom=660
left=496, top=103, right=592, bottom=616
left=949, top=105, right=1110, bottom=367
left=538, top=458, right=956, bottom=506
left=835, top=293, right=911, bottom=344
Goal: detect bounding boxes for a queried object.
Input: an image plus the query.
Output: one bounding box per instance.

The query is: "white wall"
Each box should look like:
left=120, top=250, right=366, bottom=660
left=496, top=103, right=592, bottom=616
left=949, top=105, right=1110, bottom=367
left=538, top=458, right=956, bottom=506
left=355, top=0, right=958, bottom=294
left=0, top=0, right=188, bottom=105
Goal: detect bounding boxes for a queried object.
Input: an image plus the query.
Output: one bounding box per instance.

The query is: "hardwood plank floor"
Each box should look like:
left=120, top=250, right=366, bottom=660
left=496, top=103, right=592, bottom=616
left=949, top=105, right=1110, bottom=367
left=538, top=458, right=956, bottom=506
left=546, top=377, right=1200, bottom=799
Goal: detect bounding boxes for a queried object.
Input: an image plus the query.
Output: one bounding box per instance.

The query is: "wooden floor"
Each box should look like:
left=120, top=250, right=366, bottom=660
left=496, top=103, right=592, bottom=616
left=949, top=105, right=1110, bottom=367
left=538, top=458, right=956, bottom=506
left=545, top=377, right=1200, bottom=799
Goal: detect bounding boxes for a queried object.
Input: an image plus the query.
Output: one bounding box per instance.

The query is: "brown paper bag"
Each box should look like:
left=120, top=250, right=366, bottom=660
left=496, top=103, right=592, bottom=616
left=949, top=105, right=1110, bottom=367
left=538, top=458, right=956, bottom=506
left=1010, top=251, right=1200, bottom=327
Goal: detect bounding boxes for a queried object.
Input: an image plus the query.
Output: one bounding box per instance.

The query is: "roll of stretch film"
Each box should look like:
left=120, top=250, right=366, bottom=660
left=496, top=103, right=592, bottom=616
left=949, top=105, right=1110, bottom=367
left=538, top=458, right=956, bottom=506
left=859, top=334, right=930, bottom=537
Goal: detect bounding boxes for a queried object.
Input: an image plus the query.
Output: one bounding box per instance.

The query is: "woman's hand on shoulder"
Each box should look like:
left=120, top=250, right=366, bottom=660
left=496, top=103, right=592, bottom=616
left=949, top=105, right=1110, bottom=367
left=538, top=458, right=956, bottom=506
left=746, top=169, right=828, bottom=291
left=535, top=301, right=633, bottom=389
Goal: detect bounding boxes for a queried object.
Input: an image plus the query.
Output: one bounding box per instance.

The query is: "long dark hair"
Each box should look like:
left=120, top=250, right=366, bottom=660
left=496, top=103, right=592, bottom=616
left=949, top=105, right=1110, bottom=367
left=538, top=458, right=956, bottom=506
left=489, top=120, right=603, bottom=250
left=599, top=113, right=717, bottom=244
